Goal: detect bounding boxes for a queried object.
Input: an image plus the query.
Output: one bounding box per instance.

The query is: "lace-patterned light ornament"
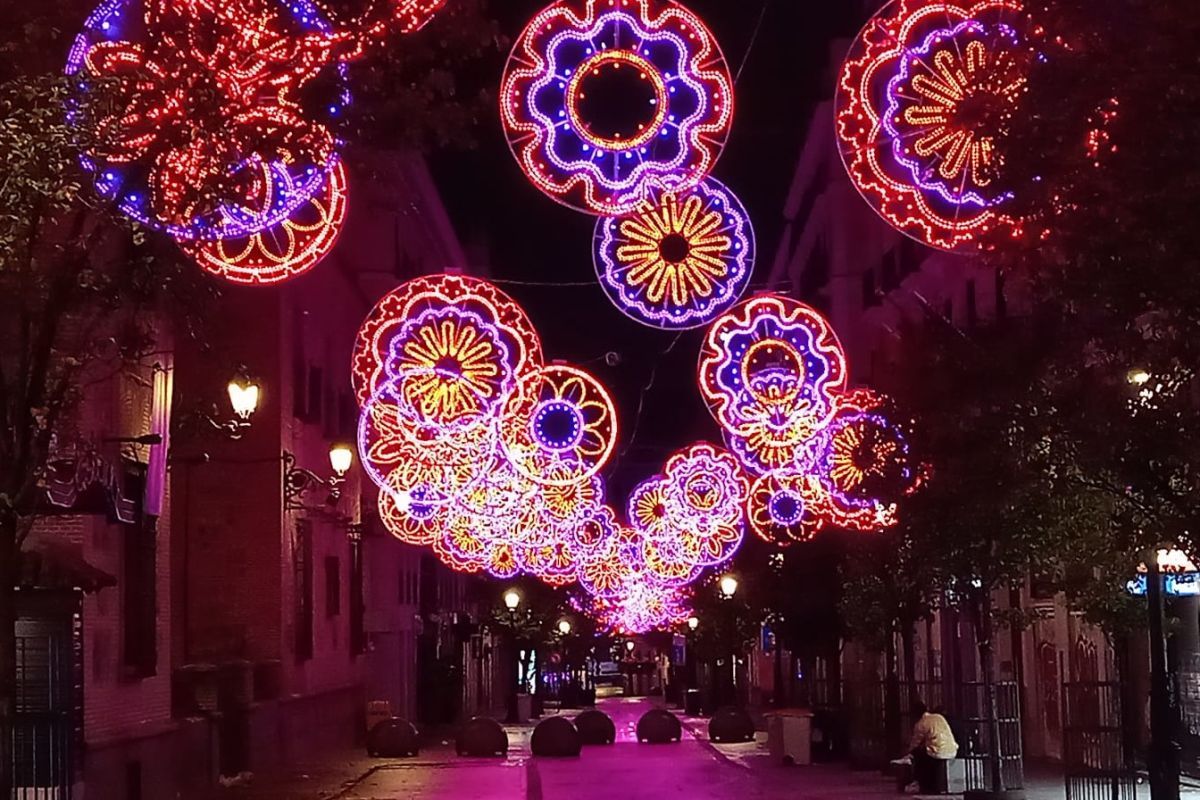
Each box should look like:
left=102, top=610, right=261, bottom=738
left=699, top=295, right=848, bottom=475
left=500, top=0, right=734, bottom=215
left=660, top=443, right=747, bottom=566
left=67, top=0, right=348, bottom=239
left=501, top=365, right=618, bottom=487
left=592, top=574, right=691, bottom=634
left=806, top=389, right=922, bottom=531
left=180, top=159, right=348, bottom=284
left=593, top=176, right=754, bottom=329
left=835, top=0, right=1034, bottom=251
left=745, top=471, right=826, bottom=546
left=352, top=274, right=543, bottom=407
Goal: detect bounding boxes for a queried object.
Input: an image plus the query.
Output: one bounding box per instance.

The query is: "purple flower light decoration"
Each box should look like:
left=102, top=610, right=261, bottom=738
left=593, top=176, right=754, bottom=329
left=500, top=0, right=734, bottom=215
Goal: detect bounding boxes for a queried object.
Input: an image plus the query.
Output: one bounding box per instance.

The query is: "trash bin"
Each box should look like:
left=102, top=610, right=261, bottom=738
left=767, top=710, right=813, bottom=765
left=514, top=693, right=533, bottom=723
left=684, top=689, right=702, bottom=717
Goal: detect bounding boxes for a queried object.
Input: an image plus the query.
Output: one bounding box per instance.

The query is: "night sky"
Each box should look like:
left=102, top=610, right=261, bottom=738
left=431, top=0, right=863, bottom=499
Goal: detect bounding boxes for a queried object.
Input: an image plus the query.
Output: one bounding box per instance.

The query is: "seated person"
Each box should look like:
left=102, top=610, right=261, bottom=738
left=906, top=701, right=958, bottom=793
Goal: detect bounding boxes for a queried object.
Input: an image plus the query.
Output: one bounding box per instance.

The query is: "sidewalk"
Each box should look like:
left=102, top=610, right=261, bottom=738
left=678, top=709, right=1200, bottom=800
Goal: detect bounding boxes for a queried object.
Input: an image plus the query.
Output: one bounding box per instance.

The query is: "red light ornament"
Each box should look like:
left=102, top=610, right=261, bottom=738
left=500, top=0, right=734, bottom=215
left=835, top=0, right=1035, bottom=251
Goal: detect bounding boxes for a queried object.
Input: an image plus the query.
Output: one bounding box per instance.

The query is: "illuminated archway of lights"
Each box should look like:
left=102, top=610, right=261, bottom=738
left=67, top=0, right=446, bottom=282
left=593, top=177, right=755, bottom=329
left=500, top=0, right=734, bottom=215
left=354, top=276, right=822, bottom=633
left=834, top=0, right=1034, bottom=251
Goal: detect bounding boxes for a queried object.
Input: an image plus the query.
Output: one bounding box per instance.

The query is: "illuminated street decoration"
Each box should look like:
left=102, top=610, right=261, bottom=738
left=352, top=274, right=543, bottom=407
left=700, top=294, right=928, bottom=545
left=699, top=295, right=847, bottom=451
left=594, top=177, right=754, bottom=329
left=68, top=0, right=345, bottom=238
left=502, top=365, right=619, bottom=487
left=354, top=274, right=759, bottom=631
left=67, top=0, right=445, bottom=282
left=181, top=160, right=348, bottom=285
left=835, top=0, right=1032, bottom=251
left=746, top=471, right=825, bottom=546
left=500, top=0, right=734, bottom=215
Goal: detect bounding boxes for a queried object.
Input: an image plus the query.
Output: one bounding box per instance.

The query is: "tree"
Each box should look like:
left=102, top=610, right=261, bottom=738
left=0, top=2, right=503, bottom=791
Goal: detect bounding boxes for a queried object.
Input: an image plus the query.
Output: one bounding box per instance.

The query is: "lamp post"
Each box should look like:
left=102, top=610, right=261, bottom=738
left=503, top=589, right=524, bottom=723
left=1145, top=550, right=1182, bottom=799
left=717, top=576, right=739, bottom=708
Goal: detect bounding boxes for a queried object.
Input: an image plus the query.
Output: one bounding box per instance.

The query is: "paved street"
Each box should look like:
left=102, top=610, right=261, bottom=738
left=212, top=697, right=1200, bottom=800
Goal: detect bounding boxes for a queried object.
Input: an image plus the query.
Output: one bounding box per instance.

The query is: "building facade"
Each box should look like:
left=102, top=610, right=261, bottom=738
left=15, top=151, right=498, bottom=799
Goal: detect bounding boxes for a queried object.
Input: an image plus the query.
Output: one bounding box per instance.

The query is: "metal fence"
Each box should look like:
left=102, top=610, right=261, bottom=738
left=957, top=680, right=1025, bottom=792
left=1062, top=679, right=1137, bottom=800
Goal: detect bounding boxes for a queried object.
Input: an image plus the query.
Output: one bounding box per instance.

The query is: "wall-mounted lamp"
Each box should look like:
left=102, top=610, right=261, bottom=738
left=284, top=443, right=355, bottom=511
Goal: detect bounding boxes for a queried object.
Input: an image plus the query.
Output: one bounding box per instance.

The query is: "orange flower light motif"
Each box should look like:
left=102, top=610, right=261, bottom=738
left=835, top=0, right=1034, bottom=251
left=181, top=160, right=348, bottom=285
left=900, top=41, right=1026, bottom=191
left=594, top=177, right=754, bottom=329
left=502, top=365, right=618, bottom=487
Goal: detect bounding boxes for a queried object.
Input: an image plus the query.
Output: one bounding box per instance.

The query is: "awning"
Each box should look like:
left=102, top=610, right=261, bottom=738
left=18, top=532, right=117, bottom=594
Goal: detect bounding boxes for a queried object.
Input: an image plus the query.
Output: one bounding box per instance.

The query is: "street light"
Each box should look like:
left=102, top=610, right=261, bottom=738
left=227, top=379, right=261, bottom=420
left=1127, top=368, right=1151, bottom=386
left=719, top=575, right=739, bottom=598
left=687, top=616, right=699, bottom=631
left=625, top=640, right=635, bottom=653
left=504, top=589, right=522, bottom=611
left=557, top=619, right=572, bottom=635
left=328, top=443, right=354, bottom=476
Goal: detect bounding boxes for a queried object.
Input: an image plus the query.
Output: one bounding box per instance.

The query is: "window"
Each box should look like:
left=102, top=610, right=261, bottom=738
left=122, top=459, right=156, bottom=679
left=861, top=269, right=878, bottom=309
left=350, top=538, right=365, bottom=656
left=324, top=556, right=341, bottom=618
left=303, top=366, right=324, bottom=425
left=294, top=521, right=313, bottom=661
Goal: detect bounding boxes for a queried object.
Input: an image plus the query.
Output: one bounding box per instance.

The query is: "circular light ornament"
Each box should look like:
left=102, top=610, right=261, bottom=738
left=594, top=176, right=755, bottom=329
left=502, top=365, right=618, bottom=487
left=181, top=160, right=348, bottom=284
left=352, top=274, right=543, bottom=407
left=835, top=0, right=1033, bottom=251
left=67, top=0, right=346, bottom=239
left=746, top=471, right=826, bottom=546
left=699, top=295, right=848, bottom=443
left=808, top=390, right=921, bottom=531
left=500, top=0, right=734, bottom=215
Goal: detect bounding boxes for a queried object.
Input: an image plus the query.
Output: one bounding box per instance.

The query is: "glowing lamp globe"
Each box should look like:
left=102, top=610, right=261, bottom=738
left=687, top=616, right=699, bottom=631
left=557, top=619, right=573, bottom=635
left=227, top=380, right=261, bottom=420
left=329, top=444, right=354, bottom=476
left=719, top=575, right=738, bottom=598
left=504, top=589, right=522, bottom=610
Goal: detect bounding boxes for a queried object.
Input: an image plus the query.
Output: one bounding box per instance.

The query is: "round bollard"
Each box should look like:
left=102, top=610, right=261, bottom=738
left=708, top=706, right=755, bottom=743
left=636, top=708, right=682, bottom=744
left=366, top=717, right=420, bottom=757
left=531, top=716, right=582, bottom=757
left=455, top=716, right=508, bottom=757
left=574, top=709, right=616, bottom=745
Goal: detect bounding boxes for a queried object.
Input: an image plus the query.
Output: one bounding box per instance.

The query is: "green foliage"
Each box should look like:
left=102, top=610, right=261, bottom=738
left=344, top=0, right=506, bottom=150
